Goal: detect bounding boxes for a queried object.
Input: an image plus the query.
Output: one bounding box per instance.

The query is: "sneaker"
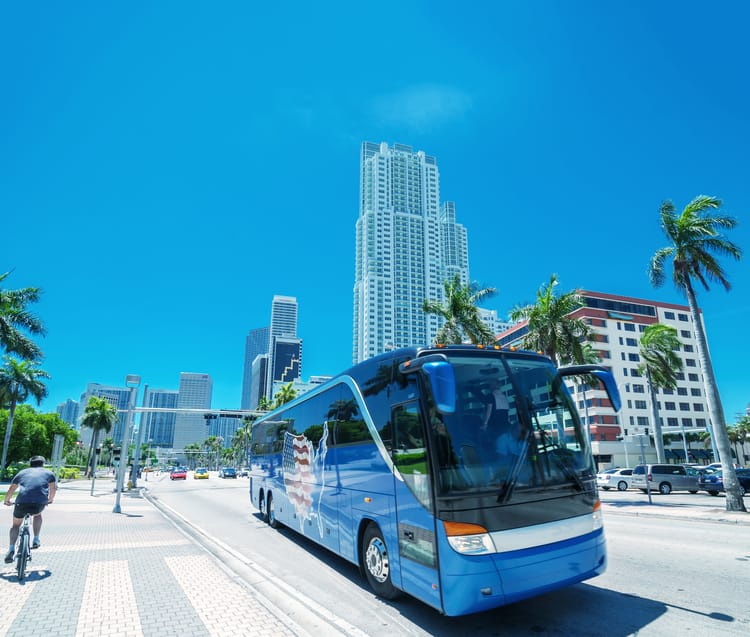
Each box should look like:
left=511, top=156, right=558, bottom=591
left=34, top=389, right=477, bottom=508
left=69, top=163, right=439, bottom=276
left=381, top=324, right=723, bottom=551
left=4, top=550, right=14, bottom=564
left=31, top=539, right=40, bottom=550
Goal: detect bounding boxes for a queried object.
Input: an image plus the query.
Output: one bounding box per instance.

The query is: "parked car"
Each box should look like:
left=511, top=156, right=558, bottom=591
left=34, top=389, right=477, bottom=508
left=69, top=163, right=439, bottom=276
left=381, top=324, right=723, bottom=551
left=218, top=467, right=237, bottom=478
left=698, top=468, right=750, bottom=496
left=169, top=466, right=187, bottom=480
left=631, top=464, right=700, bottom=495
left=239, top=468, right=249, bottom=477
left=596, top=467, right=633, bottom=491
left=193, top=467, right=209, bottom=480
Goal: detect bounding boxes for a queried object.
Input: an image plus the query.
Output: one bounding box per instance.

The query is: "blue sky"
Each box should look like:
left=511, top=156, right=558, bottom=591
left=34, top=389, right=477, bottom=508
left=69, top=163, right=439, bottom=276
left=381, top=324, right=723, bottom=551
left=2, top=2, right=749, bottom=421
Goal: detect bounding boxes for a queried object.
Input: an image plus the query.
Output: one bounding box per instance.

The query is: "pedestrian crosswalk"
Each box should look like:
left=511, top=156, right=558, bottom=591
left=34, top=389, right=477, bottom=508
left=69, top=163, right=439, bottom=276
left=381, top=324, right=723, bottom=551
left=1, top=552, right=296, bottom=637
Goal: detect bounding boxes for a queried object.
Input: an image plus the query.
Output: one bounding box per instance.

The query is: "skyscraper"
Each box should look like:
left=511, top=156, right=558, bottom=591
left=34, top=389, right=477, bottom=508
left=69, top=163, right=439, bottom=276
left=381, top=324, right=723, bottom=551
left=140, top=387, right=179, bottom=447
left=78, top=383, right=131, bottom=444
left=173, top=372, right=213, bottom=455
left=267, top=295, right=301, bottom=399
left=241, top=326, right=270, bottom=409
left=270, top=295, right=298, bottom=343
left=353, top=141, right=470, bottom=363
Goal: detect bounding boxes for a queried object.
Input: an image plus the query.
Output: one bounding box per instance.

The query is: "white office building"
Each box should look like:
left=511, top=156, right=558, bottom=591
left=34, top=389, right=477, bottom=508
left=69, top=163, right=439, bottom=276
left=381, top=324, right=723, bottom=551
left=353, top=141, right=470, bottom=363
left=497, top=290, right=715, bottom=467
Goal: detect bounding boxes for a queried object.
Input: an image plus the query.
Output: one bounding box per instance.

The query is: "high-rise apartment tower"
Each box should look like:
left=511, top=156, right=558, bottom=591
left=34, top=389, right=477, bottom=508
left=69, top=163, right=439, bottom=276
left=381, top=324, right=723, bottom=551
left=353, top=142, right=470, bottom=363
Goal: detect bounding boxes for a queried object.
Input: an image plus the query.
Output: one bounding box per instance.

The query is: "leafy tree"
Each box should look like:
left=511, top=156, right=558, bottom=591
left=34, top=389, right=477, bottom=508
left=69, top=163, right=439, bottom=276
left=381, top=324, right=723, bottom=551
left=79, top=395, right=119, bottom=477
left=0, top=356, right=49, bottom=476
left=509, top=274, right=590, bottom=365
left=0, top=405, right=76, bottom=470
left=648, top=194, right=745, bottom=512
left=204, top=435, right=224, bottom=469
left=257, top=396, right=271, bottom=411
left=637, top=324, right=683, bottom=463
left=273, top=383, right=297, bottom=409
left=422, top=274, right=497, bottom=345
left=184, top=442, right=202, bottom=469
left=0, top=271, right=46, bottom=361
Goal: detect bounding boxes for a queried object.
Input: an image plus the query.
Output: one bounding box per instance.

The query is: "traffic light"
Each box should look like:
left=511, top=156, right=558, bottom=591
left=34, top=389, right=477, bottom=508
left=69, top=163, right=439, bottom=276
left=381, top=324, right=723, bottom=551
left=95, top=447, right=101, bottom=455
left=113, top=447, right=121, bottom=461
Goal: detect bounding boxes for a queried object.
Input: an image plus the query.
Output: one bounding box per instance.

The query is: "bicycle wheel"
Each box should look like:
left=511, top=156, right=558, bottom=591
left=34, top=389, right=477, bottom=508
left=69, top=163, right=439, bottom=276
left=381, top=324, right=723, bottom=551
left=16, top=532, right=29, bottom=581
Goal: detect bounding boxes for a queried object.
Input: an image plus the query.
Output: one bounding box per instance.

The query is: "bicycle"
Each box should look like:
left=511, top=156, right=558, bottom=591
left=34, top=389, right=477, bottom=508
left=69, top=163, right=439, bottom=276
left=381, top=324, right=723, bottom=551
left=15, top=513, right=32, bottom=582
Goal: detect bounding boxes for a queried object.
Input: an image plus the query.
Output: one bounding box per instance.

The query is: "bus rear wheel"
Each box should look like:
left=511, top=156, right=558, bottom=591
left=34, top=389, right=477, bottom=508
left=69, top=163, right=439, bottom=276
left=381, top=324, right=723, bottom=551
left=361, top=524, right=400, bottom=600
left=267, top=493, right=279, bottom=529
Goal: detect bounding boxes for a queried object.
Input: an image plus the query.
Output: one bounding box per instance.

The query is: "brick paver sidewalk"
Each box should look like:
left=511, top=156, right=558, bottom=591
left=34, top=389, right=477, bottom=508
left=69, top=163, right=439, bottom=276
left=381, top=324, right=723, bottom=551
left=0, top=479, right=302, bottom=637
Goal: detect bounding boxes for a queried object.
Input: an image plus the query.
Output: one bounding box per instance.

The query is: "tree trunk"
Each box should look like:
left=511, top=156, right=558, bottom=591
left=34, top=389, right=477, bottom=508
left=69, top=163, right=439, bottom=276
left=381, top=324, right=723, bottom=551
left=684, top=282, right=746, bottom=512
left=647, top=370, right=666, bottom=463
left=0, top=399, right=18, bottom=478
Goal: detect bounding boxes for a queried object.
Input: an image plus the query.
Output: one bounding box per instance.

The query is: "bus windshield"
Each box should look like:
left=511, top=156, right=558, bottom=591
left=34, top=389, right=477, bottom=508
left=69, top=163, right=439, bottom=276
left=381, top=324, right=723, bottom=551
left=427, top=352, right=593, bottom=498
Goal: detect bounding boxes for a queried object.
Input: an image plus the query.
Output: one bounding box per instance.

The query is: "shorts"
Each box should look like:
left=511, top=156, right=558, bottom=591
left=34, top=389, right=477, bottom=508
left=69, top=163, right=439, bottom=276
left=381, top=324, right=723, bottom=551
left=13, top=502, right=46, bottom=519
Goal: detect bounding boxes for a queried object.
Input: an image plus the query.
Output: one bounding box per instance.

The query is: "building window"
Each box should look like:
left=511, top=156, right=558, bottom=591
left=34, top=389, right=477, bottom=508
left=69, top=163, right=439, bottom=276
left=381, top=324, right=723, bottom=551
left=665, top=401, right=676, bottom=410
left=667, top=417, right=678, bottom=427
left=685, top=359, right=696, bottom=367
left=637, top=416, right=649, bottom=427
left=628, top=353, right=640, bottom=362
left=678, top=313, right=689, bottom=321
left=681, top=330, right=691, bottom=338
left=624, top=323, right=636, bottom=332
left=682, top=418, right=693, bottom=427
left=626, top=338, right=638, bottom=347
left=693, top=404, right=704, bottom=411
left=688, top=373, right=699, bottom=382
left=677, top=387, right=687, bottom=396
left=635, top=400, right=647, bottom=409
left=691, top=388, right=701, bottom=397
left=632, top=384, right=645, bottom=393
left=696, top=418, right=707, bottom=427
left=679, top=402, right=690, bottom=411
left=664, top=311, right=675, bottom=319
left=683, top=344, right=694, bottom=352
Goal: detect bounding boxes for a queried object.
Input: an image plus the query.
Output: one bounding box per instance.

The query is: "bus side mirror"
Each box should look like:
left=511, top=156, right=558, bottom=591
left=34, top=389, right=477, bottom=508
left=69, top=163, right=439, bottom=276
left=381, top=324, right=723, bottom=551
left=423, top=361, right=456, bottom=415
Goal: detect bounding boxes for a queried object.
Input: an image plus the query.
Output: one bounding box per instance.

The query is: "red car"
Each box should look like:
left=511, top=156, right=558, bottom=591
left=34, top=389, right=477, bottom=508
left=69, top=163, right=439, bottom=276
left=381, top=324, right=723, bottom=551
left=169, top=466, right=187, bottom=480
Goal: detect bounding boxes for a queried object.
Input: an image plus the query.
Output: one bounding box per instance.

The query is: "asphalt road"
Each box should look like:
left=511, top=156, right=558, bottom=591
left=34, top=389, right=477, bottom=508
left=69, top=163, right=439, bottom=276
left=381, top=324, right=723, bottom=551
left=144, top=473, right=750, bottom=636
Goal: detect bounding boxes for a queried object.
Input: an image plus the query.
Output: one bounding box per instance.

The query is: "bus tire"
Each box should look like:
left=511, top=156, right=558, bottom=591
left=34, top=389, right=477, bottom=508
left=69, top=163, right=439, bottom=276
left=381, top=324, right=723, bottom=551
left=267, top=493, right=279, bottom=529
left=362, top=524, right=401, bottom=600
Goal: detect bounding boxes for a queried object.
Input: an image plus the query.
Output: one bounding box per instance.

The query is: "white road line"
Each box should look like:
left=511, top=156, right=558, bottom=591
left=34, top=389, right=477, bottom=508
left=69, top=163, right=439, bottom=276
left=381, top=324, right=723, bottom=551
left=76, top=560, right=142, bottom=637
left=165, top=554, right=289, bottom=637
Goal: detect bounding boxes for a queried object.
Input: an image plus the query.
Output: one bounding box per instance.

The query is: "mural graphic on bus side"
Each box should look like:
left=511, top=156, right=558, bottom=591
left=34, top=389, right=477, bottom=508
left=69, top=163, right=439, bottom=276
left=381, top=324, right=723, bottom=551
left=282, top=423, right=329, bottom=536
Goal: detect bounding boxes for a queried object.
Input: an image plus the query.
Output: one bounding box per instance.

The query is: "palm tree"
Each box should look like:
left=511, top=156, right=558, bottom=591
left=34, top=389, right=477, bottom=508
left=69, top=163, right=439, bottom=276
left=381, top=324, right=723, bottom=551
left=637, top=324, right=683, bottom=464
left=648, top=194, right=744, bottom=512
left=0, top=356, right=49, bottom=477
left=257, top=396, right=271, bottom=411
left=422, top=274, right=497, bottom=345
left=508, top=274, right=590, bottom=365
left=273, top=383, right=297, bottom=409
left=79, top=395, right=119, bottom=478
left=0, top=271, right=46, bottom=361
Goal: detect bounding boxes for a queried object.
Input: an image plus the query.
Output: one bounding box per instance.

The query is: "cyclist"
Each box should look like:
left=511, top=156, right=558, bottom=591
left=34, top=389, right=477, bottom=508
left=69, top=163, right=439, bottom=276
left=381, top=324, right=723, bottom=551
left=3, top=455, right=56, bottom=563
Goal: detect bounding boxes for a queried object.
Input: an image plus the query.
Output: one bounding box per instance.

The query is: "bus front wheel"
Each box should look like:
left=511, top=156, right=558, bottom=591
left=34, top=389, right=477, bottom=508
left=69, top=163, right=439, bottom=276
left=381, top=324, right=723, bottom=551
left=258, top=489, right=267, bottom=522
left=362, top=524, right=400, bottom=600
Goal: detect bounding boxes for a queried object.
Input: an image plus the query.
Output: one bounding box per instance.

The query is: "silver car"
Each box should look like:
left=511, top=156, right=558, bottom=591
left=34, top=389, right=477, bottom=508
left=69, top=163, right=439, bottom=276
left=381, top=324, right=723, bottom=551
left=596, top=467, right=633, bottom=491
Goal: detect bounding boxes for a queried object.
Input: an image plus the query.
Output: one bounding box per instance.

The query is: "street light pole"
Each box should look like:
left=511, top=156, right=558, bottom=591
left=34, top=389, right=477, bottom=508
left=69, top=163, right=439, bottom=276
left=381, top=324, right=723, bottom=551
left=113, top=374, right=140, bottom=514
left=130, top=383, right=148, bottom=488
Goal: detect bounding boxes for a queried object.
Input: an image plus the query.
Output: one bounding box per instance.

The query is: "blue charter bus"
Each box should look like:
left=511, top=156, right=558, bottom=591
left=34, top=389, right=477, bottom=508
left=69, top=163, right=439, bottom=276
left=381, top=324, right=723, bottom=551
left=248, top=345, right=620, bottom=616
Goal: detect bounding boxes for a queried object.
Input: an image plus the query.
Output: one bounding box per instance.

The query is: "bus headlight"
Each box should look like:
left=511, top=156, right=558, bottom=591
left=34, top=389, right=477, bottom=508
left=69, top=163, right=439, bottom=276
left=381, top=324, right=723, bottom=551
left=443, top=521, right=496, bottom=555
